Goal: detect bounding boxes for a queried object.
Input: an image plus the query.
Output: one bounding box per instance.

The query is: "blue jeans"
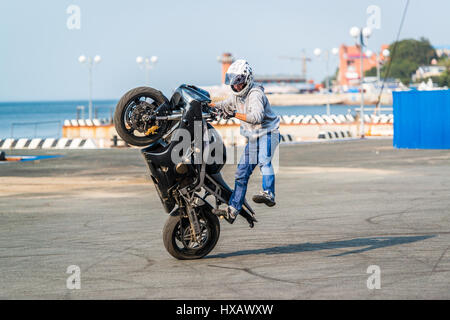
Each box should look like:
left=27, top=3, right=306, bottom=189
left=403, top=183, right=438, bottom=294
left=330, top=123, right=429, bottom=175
left=229, top=131, right=280, bottom=212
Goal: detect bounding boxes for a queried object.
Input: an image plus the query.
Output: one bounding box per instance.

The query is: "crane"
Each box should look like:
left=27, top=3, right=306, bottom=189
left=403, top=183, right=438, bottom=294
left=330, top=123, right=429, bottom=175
left=279, top=50, right=312, bottom=81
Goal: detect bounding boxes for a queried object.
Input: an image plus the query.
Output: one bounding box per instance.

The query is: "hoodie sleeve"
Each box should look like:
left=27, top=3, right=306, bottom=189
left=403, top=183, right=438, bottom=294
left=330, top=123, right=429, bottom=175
left=245, top=91, right=265, bottom=125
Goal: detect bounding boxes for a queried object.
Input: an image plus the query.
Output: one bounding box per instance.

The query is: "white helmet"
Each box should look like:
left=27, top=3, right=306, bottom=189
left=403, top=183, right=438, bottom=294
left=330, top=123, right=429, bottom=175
left=224, top=59, right=254, bottom=97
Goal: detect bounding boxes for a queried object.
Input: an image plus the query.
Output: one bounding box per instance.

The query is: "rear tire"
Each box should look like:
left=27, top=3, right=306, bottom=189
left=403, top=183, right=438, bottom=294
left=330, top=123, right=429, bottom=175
left=163, top=207, right=220, bottom=260
left=114, top=86, right=169, bottom=146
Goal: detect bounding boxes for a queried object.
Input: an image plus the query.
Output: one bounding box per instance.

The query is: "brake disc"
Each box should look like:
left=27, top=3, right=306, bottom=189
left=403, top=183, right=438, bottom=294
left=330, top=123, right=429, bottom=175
left=129, top=101, right=156, bottom=133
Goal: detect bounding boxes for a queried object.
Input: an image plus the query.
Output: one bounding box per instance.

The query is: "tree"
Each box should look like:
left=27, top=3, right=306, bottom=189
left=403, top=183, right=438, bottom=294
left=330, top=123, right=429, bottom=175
left=437, top=57, right=450, bottom=87
left=365, top=37, right=437, bottom=85
left=438, top=71, right=450, bottom=87
left=365, top=66, right=377, bottom=77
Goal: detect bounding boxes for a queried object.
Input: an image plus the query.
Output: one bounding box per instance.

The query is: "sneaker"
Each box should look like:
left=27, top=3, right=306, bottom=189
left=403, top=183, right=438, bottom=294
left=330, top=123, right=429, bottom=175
left=212, top=206, right=238, bottom=224
left=224, top=206, right=238, bottom=224
left=252, top=191, right=276, bottom=207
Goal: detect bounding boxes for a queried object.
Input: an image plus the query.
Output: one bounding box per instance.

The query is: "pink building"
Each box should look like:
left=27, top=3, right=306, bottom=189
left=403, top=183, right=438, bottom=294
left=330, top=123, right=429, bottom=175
left=337, top=44, right=389, bottom=86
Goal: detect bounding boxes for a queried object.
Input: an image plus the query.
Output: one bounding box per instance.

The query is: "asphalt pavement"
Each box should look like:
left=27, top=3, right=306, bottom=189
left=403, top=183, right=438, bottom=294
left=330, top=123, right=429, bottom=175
left=0, top=139, right=449, bottom=299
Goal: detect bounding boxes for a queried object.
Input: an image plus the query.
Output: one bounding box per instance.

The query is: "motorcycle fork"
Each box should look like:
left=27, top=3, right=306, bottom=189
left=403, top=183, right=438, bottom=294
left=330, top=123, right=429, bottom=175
left=180, top=192, right=202, bottom=242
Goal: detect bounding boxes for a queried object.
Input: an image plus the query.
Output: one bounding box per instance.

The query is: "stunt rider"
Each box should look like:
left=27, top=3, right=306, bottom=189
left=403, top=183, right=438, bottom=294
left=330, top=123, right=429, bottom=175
left=210, top=59, right=281, bottom=223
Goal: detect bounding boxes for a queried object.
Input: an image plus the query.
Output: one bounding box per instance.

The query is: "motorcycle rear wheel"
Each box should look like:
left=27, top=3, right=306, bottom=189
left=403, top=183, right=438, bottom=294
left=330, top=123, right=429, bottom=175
left=163, top=207, right=220, bottom=260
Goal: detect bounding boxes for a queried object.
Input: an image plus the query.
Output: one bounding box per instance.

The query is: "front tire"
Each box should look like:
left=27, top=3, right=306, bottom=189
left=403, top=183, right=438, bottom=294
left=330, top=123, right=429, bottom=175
left=113, top=86, right=169, bottom=146
left=163, top=207, right=220, bottom=260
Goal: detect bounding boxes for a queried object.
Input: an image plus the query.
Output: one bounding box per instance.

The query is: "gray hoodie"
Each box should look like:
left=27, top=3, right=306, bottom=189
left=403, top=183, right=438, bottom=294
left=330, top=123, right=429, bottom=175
left=215, top=84, right=280, bottom=138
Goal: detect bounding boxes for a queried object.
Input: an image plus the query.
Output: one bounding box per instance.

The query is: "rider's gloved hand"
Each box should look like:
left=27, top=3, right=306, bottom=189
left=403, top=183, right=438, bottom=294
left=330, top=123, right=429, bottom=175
left=208, top=106, right=220, bottom=118
left=208, top=102, right=235, bottom=120
left=222, top=109, right=236, bottom=120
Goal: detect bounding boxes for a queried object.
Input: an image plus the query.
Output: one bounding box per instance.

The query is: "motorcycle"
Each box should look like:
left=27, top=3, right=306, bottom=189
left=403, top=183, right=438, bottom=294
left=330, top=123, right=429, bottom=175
left=114, top=84, right=257, bottom=260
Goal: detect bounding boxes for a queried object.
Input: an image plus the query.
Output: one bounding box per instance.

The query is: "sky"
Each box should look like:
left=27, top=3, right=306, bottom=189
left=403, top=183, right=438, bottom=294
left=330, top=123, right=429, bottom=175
left=0, top=0, right=449, bottom=102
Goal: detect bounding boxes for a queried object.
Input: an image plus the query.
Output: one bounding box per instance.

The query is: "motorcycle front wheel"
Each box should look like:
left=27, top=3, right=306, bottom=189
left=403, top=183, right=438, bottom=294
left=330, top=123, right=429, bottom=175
left=113, top=86, right=169, bottom=146
left=163, top=207, right=220, bottom=260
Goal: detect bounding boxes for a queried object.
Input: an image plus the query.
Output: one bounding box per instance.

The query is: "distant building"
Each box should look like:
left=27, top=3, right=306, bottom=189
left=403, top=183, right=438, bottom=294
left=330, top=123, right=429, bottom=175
left=262, top=82, right=315, bottom=94
left=337, top=44, right=389, bottom=87
left=434, top=45, right=450, bottom=58
left=217, top=53, right=234, bottom=84
left=412, top=65, right=446, bottom=82
left=253, top=74, right=306, bottom=84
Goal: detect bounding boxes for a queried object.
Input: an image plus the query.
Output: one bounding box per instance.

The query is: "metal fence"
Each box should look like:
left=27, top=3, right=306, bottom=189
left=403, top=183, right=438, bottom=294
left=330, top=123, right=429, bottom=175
left=10, top=120, right=61, bottom=139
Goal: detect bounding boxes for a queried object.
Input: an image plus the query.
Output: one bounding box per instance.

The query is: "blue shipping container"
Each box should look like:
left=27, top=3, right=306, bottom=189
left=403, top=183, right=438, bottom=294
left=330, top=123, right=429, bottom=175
left=393, top=90, right=450, bottom=149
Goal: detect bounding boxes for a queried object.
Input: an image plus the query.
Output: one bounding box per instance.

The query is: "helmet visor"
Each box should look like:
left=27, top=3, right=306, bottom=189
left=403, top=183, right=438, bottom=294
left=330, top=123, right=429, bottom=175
left=224, top=73, right=246, bottom=86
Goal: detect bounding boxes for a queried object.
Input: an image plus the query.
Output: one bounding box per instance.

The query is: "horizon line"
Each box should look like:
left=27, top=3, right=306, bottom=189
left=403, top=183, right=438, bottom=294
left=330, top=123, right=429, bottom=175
left=0, top=98, right=120, bottom=104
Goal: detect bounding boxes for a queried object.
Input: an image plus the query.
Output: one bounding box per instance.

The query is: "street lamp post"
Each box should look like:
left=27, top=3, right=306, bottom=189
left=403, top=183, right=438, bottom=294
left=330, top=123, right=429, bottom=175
left=136, top=56, right=158, bottom=86
left=78, top=55, right=102, bottom=120
left=365, top=48, right=390, bottom=116
left=350, top=26, right=372, bottom=138
left=314, top=47, right=339, bottom=116
left=365, top=48, right=390, bottom=92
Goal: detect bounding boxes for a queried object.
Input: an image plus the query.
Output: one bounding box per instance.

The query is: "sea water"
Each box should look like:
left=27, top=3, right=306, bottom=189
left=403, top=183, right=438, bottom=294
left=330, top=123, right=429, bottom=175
left=0, top=101, right=391, bottom=139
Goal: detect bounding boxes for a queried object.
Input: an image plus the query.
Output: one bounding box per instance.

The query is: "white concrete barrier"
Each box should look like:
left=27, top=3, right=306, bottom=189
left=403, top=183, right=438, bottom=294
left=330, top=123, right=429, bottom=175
left=3, top=139, right=15, bottom=148
left=379, top=116, right=389, bottom=124
left=0, top=138, right=99, bottom=149
left=345, top=114, right=355, bottom=122
left=301, top=115, right=312, bottom=124
left=29, top=139, right=43, bottom=149
left=330, top=114, right=341, bottom=124
left=313, top=115, right=325, bottom=124
left=82, top=139, right=98, bottom=149
left=371, top=115, right=380, bottom=124
left=42, top=138, right=56, bottom=149
left=68, top=138, right=82, bottom=149
left=282, top=115, right=292, bottom=124
left=55, top=138, right=69, bottom=149
left=318, top=131, right=328, bottom=139
left=293, top=115, right=304, bottom=124
left=286, top=115, right=297, bottom=124
left=318, top=130, right=351, bottom=140
left=337, top=115, right=347, bottom=123
left=322, top=115, right=334, bottom=124
left=0, top=139, right=13, bottom=148
left=15, top=138, right=30, bottom=149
